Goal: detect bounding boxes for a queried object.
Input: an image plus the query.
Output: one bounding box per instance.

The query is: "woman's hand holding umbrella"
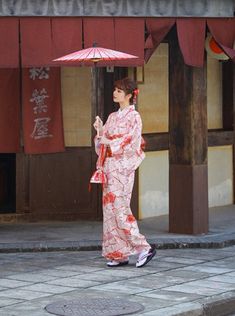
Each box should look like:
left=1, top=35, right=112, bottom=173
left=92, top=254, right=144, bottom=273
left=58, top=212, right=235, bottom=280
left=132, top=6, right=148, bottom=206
left=93, top=117, right=111, bottom=146
left=93, top=116, right=103, bottom=138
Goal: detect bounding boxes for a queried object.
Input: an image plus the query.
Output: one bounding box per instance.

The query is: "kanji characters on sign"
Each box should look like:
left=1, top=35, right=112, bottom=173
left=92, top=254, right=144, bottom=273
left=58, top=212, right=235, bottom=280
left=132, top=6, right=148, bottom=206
left=22, top=67, right=64, bottom=154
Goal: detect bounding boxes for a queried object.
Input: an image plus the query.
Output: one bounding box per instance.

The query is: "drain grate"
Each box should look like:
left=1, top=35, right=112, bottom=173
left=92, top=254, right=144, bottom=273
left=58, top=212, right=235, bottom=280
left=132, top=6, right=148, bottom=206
left=45, top=298, right=144, bottom=316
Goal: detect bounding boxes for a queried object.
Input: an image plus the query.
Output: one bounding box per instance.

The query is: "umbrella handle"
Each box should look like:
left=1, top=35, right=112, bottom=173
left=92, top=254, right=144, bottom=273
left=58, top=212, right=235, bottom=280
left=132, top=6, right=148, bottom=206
left=95, top=116, right=102, bottom=138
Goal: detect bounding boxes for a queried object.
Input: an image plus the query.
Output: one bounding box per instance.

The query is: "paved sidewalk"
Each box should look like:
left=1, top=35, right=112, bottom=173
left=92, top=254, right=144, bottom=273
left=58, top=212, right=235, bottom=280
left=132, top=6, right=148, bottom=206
left=0, top=205, right=235, bottom=315
left=0, top=247, right=235, bottom=315
left=0, top=205, right=235, bottom=252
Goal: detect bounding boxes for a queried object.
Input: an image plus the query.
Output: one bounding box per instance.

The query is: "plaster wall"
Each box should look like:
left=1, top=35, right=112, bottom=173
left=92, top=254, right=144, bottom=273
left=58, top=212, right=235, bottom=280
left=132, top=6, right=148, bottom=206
left=61, top=67, right=91, bottom=147
left=139, top=151, right=169, bottom=219
left=208, top=146, right=233, bottom=207
left=207, top=56, right=223, bottom=129
left=138, top=44, right=169, bottom=133
left=139, top=146, right=233, bottom=219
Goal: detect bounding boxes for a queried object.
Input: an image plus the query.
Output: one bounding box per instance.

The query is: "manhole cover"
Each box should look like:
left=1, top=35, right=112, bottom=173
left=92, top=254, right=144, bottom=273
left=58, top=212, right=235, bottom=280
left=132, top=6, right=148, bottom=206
left=45, top=298, right=144, bottom=316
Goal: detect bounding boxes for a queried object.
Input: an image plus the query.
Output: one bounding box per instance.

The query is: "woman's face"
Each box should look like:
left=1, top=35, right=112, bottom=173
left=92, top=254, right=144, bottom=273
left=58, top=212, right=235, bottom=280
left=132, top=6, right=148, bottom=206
left=113, top=87, right=131, bottom=104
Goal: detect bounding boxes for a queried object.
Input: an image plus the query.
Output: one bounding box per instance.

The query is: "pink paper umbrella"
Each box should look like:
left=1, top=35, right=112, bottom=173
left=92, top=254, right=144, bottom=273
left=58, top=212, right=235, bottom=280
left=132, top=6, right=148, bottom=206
left=53, top=43, right=138, bottom=119
left=53, top=44, right=138, bottom=63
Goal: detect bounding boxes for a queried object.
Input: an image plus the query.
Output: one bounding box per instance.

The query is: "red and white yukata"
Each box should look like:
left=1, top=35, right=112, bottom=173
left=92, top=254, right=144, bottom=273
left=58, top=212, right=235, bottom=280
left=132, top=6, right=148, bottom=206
left=94, top=105, right=151, bottom=261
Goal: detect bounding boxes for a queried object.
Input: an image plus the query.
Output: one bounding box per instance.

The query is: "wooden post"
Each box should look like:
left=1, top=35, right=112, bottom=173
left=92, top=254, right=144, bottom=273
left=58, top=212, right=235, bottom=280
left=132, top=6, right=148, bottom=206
left=91, top=67, right=104, bottom=219
left=169, top=31, right=208, bottom=234
left=232, top=63, right=235, bottom=204
left=222, top=61, right=233, bottom=130
left=222, top=61, right=235, bottom=203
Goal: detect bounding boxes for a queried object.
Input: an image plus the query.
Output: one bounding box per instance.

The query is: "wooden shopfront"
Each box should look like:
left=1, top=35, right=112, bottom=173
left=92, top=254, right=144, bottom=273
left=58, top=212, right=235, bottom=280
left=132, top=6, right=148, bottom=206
left=0, top=0, right=234, bottom=235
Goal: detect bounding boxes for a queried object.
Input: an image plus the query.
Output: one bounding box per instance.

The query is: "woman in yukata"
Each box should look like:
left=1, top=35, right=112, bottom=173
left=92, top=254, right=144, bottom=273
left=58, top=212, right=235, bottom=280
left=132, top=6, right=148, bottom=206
left=93, top=77, right=156, bottom=268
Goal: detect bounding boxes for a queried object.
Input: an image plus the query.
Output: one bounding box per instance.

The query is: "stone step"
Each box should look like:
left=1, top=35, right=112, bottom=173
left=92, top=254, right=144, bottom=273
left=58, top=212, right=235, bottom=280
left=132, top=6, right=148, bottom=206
left=0, top=213, right=30, bottom=223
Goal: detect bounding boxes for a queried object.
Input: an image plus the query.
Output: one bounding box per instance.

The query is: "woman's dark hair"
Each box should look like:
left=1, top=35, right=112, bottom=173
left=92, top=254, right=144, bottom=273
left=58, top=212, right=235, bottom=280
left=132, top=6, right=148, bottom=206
left=114, top=77, right=138, bottom=104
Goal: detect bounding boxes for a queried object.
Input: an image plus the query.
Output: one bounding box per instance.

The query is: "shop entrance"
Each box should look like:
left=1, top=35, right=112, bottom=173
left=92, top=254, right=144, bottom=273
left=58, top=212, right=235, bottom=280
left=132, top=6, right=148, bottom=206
left=0, top=154, right=16, bottom=213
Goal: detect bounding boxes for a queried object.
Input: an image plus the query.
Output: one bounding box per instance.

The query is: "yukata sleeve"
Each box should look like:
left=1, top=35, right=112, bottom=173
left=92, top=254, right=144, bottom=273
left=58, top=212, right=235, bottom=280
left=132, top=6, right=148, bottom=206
left=109, top=112, right=142, bottom=156
left=94, top=136, right=101, bottom=156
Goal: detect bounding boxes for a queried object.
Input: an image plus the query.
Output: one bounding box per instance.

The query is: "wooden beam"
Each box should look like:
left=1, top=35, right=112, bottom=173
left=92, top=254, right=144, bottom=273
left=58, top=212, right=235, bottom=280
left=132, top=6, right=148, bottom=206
left=143, top=130, right=233, bottom=152
left=233, top=63, right=235, bottom=204
left=222, top=61, right=233, bottom=130
left=168, top=28, right=208, bottom=234
left=208, top=130, right=233, bottom=146
left=144, top=133, right=169, bottom=151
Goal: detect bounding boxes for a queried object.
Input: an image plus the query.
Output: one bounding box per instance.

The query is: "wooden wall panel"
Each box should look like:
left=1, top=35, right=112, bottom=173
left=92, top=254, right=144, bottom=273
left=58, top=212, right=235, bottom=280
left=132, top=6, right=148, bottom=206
left=28, top=148, right=97, bottom=219
left=16, top=153, right=30, bottom=213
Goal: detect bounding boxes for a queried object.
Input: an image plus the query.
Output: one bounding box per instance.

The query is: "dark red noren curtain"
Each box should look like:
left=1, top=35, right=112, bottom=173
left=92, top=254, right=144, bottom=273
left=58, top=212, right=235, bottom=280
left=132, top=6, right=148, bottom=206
left=52, top=18, right=82, bottom=61
left=22, top=67, right=65, bottom=154
left=83, top=17, right=115, bottom=67
left=84, top=17, right=115, bottom=49
left=0, top=18, right=19, bottom=68
left=20, top=18, right=53, bottom=67
left=0, top=69, right=20, bottom=152
left=207, top=18, right=235, bottom=62
left=177, top=18, right=206, bottom=67
left=83, top=17, right=145, bottom=66
left=114, top=18, right=145, bottom=66
left=145, top=18, right=175, bottom=62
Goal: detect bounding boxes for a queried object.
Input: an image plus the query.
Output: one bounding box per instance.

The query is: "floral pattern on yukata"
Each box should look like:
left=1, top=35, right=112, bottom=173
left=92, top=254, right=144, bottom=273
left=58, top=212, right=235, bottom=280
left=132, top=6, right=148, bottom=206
left=95, top=105, right=150, bottom=260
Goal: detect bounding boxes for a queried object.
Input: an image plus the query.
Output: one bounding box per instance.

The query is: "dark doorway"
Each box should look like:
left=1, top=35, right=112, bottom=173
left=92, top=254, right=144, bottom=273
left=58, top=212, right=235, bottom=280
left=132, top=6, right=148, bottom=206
left=0, top=154, right=16, bottom=213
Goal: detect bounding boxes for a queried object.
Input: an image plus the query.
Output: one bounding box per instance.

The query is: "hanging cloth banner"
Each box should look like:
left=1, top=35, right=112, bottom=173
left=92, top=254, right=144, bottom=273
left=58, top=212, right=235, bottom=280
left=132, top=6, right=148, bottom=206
left=0, top=18, right=19, bottom=68
left=207, top=18, right=235, bottom=62
left=145, top=18, right=175, bottom=63
left=177, top=18, right=206, bottom=67
left=114, top=18, right=145, bottom=66
left=20, top=18, right=53, bottom=67
left=22, top=67, right=65, bottom=154
left=0, top=69, right=20, bottom=152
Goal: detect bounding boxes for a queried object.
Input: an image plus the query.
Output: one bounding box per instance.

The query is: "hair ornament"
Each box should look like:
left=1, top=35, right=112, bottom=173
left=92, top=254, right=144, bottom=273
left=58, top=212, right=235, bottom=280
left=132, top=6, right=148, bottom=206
left=133, top=88, right=139, bottom=96
left=133, top=88, right=139, bottom=104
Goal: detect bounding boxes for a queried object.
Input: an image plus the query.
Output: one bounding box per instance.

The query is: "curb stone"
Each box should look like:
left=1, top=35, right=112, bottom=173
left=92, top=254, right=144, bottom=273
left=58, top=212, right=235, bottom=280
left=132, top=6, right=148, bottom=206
left=1, top=234, right=235, bottom=253
left=138, top=292, right=235, bottom=316
left=138, top=302, right=203, bottom=316
left=200, top=291, right=235, bottom=316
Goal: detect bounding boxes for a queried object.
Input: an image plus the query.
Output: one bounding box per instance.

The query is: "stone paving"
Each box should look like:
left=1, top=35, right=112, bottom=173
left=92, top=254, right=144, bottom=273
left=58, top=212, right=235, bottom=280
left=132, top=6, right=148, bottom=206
left=0, top=247, right=235, bottom=315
